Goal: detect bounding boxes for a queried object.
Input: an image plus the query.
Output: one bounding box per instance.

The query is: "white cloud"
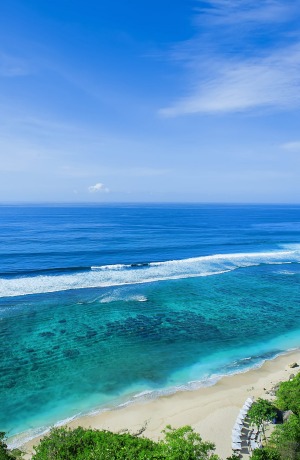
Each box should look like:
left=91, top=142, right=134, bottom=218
left=160, top=1, right=300, bottom=116
left=196, top=0, right=294, bottom=25
left=88, top=182, right=109, bottom=193
left=281, top=141, right=300, bottom=151
left=160, top=46, right=300, bottom=116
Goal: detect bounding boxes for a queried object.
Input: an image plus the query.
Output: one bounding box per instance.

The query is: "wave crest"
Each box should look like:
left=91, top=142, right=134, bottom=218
left=1, top=250, right=299, bottom=298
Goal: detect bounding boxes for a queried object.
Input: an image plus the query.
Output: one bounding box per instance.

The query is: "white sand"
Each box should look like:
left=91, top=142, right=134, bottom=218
left=21, top=350, right=300, bottom=459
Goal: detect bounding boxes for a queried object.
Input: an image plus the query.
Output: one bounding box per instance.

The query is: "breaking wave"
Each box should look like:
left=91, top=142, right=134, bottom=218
left=1, top=249, right=299, bottom=298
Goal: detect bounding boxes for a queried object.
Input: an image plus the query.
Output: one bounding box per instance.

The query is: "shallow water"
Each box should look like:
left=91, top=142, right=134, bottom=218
left=1, top=204, right=300, bottom=443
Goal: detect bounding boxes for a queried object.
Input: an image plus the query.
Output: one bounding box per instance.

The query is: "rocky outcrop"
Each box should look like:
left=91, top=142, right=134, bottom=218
left=282, top=410, right=294, bottom=422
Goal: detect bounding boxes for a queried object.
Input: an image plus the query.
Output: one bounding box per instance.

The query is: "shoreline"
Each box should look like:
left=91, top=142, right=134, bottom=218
left=19, top=349, right=300, bottom=459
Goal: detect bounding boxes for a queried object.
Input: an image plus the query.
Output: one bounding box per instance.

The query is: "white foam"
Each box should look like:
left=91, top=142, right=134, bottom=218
left=6, top=415, right=79, bottom=450
left=7, top=426, right=51, bottom=450
left=92, top=264, right=127, bottom=271
left=280, top=243, right=300, bottom=251
left=1, top=249, right=299, bottom=298
left=100, top=293, right=148, bottom=304
left=54, top=415, right=77, bottom=427
left=6, top=347, right=300, bottom=450
left=276, top=269, right=297, bottom=275
left=133, top=389, right=154, bottom=398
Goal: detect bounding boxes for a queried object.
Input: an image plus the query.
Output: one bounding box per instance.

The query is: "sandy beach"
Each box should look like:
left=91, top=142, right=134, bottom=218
left=20, top=350, right=300, bottom=459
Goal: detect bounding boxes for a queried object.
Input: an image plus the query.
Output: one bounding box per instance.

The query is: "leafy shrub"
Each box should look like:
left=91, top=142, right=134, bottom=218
left=32, top=426, right=160, bottom=460
left=275, top=373, right=300, bottom=416
left=0, top=432, right=23, bottom=460
left=251, top=448, right=280, bottom=460
left=160, top=425, right=219, bottom=460
left=270, top=414, right=300, bottom=460
left=248, top=398, right=277, bottom=439
left=32, top=425, right=220, bottom=460
left=251, top=372, right=300, bottom=460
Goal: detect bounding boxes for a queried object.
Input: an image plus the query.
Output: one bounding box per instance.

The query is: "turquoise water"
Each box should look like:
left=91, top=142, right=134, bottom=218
left=0, top=204, right=300, bottom=445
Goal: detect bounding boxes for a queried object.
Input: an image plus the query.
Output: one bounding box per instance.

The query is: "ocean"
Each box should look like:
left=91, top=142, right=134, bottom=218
left=1, top=203, right=300, bottom=446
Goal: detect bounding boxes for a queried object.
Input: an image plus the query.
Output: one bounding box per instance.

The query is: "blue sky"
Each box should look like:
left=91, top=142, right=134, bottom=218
left=1, top=0, right=300, bottom=202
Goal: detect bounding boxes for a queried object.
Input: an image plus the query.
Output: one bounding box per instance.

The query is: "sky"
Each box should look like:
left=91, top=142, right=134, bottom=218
left=1, top=0, right=300, bottom=203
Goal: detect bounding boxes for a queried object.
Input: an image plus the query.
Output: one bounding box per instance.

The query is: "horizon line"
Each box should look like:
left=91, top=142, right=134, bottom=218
left=0, top=201, right=300, bottom=206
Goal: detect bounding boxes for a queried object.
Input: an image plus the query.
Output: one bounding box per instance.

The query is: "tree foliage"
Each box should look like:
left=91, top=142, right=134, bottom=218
left=32, top=425, right=221, bottom=460
left=270, top=414, right=300, bottom=460
left=32, top=427, right=160, bottom=460
left=275, top=373, right=300, bottom=416
left=0, top=432, right=11, bottom=460
left=0, top=432, right=23, bottom=460
left=248, top=398, right=277, bottom=433
left=250, top=448, right=280, bottom=460
left=160, top=425, right=219, bottom=460
left=250, top=373, right=300, bottom=460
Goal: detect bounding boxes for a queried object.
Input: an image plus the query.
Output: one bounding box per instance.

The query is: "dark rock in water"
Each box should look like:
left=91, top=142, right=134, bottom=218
left=39, top=331, right=55, bottom=338
left=60, top=329, right=67, bottom=334
left=53, top=345, right=60, bottom=350
left=58, top=319, right=67, bottom=323
left=86, top=330, right=97, bottom=338
left=26, top=348, right=35, bottom=353
left=289, top=362, right=299, bottom=368
left=63, top=349, right=80, bottom=359
left=124, top=319, right=135, bottom=327
left=74, top=335, right=87, bottom=342
left=28, top=310, right=37, bottom=318
left=5, top=379, right=17, bottom=389
left=165, top=338, right=176, bottom=344
left=137, top=315, right=148, bottom=321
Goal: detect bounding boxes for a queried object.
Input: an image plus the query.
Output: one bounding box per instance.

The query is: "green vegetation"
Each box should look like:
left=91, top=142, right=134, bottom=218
left=268, top=413, right=300, bottom=460
left=0, top=432, right=23, bottom=460
left=159, top=425, right=219, bottom=460
left=251, top=372, right=300, bottom=460
left=2, top=372, right=300, bottom=460
left=250, top=448, right=280, bottom=460
left=275, top=372, right=300, bottom=416
left=31, top=425, right=220, bottom=460
left=248, top=398, right=277, bottom=438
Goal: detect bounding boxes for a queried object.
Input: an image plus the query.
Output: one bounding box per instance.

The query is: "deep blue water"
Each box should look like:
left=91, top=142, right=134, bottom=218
left=1, top=204, right=300, bottom=446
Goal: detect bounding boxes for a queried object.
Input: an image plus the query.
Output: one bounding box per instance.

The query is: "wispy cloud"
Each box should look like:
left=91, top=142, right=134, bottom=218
left=281, top=141, right=300, bottom=151
left=88, top=182, right=109, bottom=193
left=196, top=0, right=294, bottom=25
left=161, top=45, right=300, bottom=115
left=60, top=165, right=170, bottom=179
left=0, top=52, right=30, bottom=77
left=160, top=1, right=300, bottom=116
